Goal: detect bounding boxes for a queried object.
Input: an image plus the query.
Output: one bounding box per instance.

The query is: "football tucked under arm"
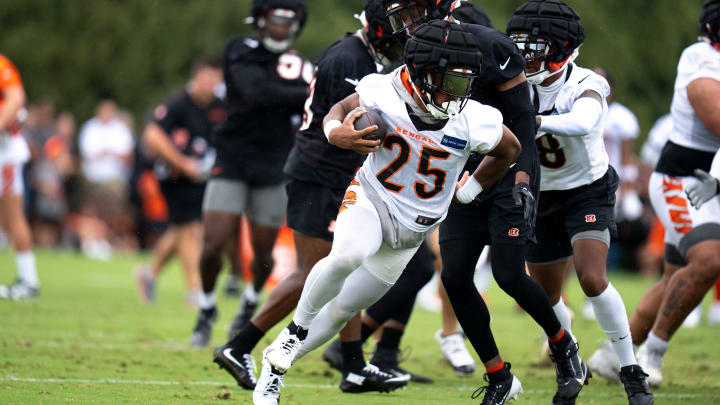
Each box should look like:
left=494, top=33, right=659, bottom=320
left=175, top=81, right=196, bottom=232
left=323, top=93, right=381, bottom=154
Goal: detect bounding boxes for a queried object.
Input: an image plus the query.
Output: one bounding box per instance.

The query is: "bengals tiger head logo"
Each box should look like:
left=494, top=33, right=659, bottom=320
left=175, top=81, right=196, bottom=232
left=585, top=214, right=597, bottom=223
left=508, top=228, right=520, bottom=237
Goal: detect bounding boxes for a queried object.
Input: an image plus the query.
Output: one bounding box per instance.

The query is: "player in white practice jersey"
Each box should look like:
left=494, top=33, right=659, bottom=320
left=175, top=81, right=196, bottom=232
left=252, top=20, right=521, bottom=405
left=506, top=1, right=654, bottom=404
left=589, top=0, right=720, bottom=389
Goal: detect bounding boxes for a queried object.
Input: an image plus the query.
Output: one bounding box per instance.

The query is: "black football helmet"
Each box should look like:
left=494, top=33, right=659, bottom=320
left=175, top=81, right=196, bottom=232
left=506, top=0, right=584, bottom=84
left=450, top=0, right=493, bottom=29
left=700, top=0, right=720, bottom=50
left=250, top=0, right=307, bottom=53
left=363, top=0, right=404, bottom=68
left=404, top=20, right=482, bottom=119
left=383, top=0, right=455, bottom=36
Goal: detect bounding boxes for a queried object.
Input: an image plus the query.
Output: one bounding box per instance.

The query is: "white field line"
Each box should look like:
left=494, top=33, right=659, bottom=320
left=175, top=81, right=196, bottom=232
left=1, top=376, right=716, bottom=399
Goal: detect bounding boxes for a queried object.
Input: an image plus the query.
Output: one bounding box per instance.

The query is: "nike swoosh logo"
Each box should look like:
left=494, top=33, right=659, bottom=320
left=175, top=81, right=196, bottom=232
left=618, top=334, right=630, bottom=340
left=223, top=348, right=244, bottom=369
left=344, top=77, right=360, bottom=87
left=499, top=56, right=511, bottom=70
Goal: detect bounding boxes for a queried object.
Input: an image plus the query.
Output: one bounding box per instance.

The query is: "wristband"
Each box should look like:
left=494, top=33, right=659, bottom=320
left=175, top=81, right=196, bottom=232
left=456, top=175, right=484, bottom=204
left=323, top=120, right=342, bottom=141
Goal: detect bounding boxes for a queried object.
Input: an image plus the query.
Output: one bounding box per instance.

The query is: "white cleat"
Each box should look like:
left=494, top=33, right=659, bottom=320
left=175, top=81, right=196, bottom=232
left=681, top=306, right=702, bottom=328
left=588, top=341, right=621, bottom=383
left=265, top=328, right=303, bottom=373
left=253, top=348, right=285, bottom=405
left=435, top=330, right=476, bottom=376
left=709, top=302, right=720, bottom=325
left=635, top=343, right=663, bottom=388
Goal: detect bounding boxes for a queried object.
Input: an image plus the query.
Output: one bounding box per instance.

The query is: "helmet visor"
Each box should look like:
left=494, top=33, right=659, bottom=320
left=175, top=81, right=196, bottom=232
left=387, top=2, right=428, bottom=35
left=510, top=33, right=550, bottom=63
left=441, top=70, right=475, bottom=98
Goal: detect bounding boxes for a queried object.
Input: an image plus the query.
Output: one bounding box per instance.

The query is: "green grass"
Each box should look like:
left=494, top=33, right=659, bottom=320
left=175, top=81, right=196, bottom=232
left=1, top=250, right=719, bottom=404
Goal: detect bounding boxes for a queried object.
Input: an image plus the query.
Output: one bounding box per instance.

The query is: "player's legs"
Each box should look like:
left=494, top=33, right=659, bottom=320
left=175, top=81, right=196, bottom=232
left=527, top=259, right=573, bottom=333
left=629, top=257, right=682, bottom=345
left=191, top=178, right=246, bottom=347
left=292, top=203, right=382, bottom=329
left=652, top=239, right=720, bottom=340
left=0, top=161, right=39, bottom=300
left=148, top=228, right=179, bottom=279
left=176, top=221, right=203, bottom=300
left=223, top=228, right=242, bottom=297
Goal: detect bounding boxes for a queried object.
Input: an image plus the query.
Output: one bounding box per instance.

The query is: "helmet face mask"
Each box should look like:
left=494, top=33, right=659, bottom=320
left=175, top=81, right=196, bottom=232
left=362, top=0, right=404, bottom=69
left=510, top=33, right=560, bottom=85
left=257, top=9, right=302, bottom=53
left=416, top=67, right=476, bottom=120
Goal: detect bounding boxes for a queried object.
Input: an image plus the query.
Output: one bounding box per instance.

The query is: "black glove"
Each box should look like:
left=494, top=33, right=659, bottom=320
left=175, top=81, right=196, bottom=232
left=512, top=182, right=536, bottom=228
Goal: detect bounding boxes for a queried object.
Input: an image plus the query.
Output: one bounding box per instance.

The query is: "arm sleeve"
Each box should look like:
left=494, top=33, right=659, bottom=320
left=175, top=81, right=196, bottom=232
left=538, top=96, right=603, bottom=137
left=231, top=63, right=308, bottom=109
left=499, top=80, right=536, bottom=175
left=469, top=105, right=503, bottom=154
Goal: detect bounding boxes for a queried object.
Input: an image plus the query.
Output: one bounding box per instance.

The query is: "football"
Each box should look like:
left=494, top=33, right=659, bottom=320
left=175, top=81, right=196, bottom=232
left=348, top=106, right=389, bottom=143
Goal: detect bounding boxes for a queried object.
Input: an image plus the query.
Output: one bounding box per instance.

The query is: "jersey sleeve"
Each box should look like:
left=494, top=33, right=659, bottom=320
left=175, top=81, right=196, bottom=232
left=467, top=104, right=503, bottom=154
left=355, top=73, right=385, bottom=110
left=0, top=55, right=22, bottom=90
left=688, top=48, right=720, bottom=83
left=570, top=72, right=610, bottom=108
left=152, top=97, right=181, bottom=134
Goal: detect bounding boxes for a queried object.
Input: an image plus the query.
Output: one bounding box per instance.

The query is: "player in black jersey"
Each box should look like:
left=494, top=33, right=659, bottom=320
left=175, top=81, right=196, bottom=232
left=135, top=59, right=224, bottom=306
left=190, top=0, right=312, bottom=348
left=381, top=1, right=590, bottom=404
left=212, top=0, right=408, bottom=394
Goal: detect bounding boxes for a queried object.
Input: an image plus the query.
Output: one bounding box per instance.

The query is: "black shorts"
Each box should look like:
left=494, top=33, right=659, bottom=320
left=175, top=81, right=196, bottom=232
left=160, top=180, right=205, bottom=225
left=527, top=167, right=619, bottom=263
left=439, top=185, right=533, bottom=247
left=285, top=177, right=346, bottom=242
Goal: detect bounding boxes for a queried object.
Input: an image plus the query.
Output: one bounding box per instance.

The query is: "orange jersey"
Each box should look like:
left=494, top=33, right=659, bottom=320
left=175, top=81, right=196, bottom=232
left=0, top=54, right=23, bottom=135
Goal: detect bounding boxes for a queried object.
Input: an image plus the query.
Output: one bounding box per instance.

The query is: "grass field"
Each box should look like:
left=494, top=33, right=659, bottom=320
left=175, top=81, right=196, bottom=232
left=1, top=251, right=719, bottom=404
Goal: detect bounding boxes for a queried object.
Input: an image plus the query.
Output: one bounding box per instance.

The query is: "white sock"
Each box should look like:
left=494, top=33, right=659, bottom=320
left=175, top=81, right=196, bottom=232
left=588, top=283, right=636, bottom=367
left=244, top=286, right=259, bottom=303
left=15, top=251, right=38, bottom=288
left=644, top=331, right=668, bottom=369
left=553, top=300, right=573, bottom=334
left=199, top=291, right=216, bottom=310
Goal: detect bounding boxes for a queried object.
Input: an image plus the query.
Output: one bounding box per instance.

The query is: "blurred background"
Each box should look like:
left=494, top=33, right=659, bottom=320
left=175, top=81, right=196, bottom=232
left=0, top=0, right=707, bottom=271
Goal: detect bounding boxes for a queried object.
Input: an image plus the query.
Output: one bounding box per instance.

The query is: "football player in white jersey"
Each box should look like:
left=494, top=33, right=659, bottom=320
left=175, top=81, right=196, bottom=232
left=252, top=20, right=522, bottom=405
left=507, top=2, right=654, bottom=405
left=589, top=0, right=720, bottom=389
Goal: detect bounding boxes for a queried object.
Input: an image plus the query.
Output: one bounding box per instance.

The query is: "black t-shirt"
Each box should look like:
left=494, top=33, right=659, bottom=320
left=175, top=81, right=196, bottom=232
left=215, top=36, right=311, bottom=185
left=153, top=90, right=226, bottom=187
left=284, top=34, right=379, bottom=188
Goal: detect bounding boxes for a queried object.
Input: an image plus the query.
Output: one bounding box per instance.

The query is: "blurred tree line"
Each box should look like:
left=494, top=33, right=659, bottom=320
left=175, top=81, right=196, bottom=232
left=0, top=0, right=705, bottom=141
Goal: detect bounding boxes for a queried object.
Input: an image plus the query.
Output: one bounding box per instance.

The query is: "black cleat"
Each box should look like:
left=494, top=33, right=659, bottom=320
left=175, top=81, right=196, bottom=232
left=190, top=307, right=217, bottom=347
left=549, top=337, right=591, bottom=405
left=213, top=345, right=257, bottom=390
left=339, top=364, right=409, bottom=393
left=322, top=339, right=343, bottom=371
left=471, top=363, right=523, bottom=405
left=372, top=346, right=434, bottom=384
left=228, top=299, right=258, bottom=340
left=619, top=365, right=654, bottom=405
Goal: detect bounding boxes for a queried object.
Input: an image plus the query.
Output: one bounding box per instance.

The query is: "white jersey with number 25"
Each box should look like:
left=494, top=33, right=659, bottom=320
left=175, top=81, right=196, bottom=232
left=355, top=67, right=503, bottom=233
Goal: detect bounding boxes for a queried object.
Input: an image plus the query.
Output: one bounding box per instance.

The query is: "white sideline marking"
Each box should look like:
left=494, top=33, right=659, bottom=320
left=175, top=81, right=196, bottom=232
left=0, top=376, right=715, bottom=398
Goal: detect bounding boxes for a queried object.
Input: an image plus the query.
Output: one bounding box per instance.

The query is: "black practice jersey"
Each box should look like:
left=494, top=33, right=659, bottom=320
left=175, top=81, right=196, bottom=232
left=214, top=36, right=311, bottom=185
left=152, top=90, right=226, bottom=186
left=463, top=24, right=538, bottom=193
left=284, top=34, right=379, bottom=188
